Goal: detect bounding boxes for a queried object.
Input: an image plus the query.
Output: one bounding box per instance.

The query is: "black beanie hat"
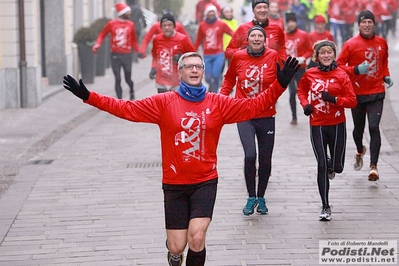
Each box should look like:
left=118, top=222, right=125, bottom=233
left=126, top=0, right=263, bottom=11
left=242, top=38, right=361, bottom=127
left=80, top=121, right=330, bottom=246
left=252, top=0, right=270, bottom=9
left=160, top=13, right=176, bottom=27
left=285, top=12, right=297, bottom=23
left=247, top=25, right=266, bottom=39
left=358, top=10, right=375, bottom=25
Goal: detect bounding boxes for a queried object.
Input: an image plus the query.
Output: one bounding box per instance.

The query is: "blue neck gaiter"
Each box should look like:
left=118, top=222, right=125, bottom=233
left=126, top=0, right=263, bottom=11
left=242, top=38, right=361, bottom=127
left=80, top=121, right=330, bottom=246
left=206, top=17, right=218, bottom=24
left=177, top=81, right=207, bottom=102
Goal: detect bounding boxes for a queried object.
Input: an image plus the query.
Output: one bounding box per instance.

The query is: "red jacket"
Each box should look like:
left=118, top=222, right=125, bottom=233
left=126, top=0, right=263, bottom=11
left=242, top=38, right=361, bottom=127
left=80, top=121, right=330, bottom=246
left=225, top=21, right=286, bottom=60
left=327, top=0, right=346, bottom=22
left=337, top=34, right=390, bottom=96
left=341, top=1, right=357, bottom=24
left=285, top=28, right=313, bottom=68
left=277, top=0, right=290, bottom=13
left=139, top=22, right=189, bottom=53
left=151, top=32, right=195, bottom=87
left=269, top=16, right=285, bottom=30
left=95, top=19, right=139, bottom=54
left=220, top=48, right=283, bottom=118
left=359, top=0, right=385, bottom=23
left=85, top=80, right=285, bottom=185
left=193, top=19, right=234, bottom=55
left=297, top=66, right=357, bottom=126
left=308, top=29, right=335, bottom=46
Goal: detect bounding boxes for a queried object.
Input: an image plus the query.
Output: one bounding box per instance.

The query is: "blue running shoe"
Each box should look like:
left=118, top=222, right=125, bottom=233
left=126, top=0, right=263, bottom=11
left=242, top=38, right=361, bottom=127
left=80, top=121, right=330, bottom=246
left=243, top=197, right=258, bottom=216
left=256, top=197, right=268, bottom=214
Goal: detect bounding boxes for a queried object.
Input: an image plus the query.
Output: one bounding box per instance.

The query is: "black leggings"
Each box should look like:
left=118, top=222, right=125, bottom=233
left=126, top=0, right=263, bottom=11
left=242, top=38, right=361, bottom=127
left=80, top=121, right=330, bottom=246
left=237, top=117, right=275, bottom=198
left=310, top=122, right=346, bottom=208
left=351, top=99, right=383, bottom=166
left=111, top=52, right=134, bottom=98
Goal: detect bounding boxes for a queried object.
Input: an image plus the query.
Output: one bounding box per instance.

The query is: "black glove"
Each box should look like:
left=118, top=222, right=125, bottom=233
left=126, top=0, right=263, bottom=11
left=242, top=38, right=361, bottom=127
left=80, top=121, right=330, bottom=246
left=137, top=52, right=145, bottom=59
left=63, top=75, right=90, bottom=101
left=276, top=56, right=300, bottom=88
left=172, top=52, right=182, bottom=63
left=303, top=104, right=313, bottom=116
left=321, top=91, right=336, bottom=104
left=149, top=68, right=156, bottom=79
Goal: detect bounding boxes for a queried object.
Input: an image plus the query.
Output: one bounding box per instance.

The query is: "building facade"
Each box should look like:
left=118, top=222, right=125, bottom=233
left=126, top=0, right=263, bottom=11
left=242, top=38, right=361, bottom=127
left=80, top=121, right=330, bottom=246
left=0, top=0, right=149, bottom=110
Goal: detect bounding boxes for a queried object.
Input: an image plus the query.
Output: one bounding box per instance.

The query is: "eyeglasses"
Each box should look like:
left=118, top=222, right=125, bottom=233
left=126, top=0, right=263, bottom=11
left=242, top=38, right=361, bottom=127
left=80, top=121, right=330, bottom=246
left=180, top=64, right=205, bottom=70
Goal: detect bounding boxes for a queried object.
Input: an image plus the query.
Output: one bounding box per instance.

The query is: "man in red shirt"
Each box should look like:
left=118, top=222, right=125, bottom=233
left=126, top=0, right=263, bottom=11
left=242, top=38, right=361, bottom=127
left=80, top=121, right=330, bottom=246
left=225, top=0, right=286, bottom=60
left=92, top=3, right=141, bottom=100
left=151, top=14, right=195, bottom=93
left=193, top=4, right=234, bottom=93
left=337, top=10, right=393, bottom=181
left=139, top=11, right=190, bottom=63
left=62, top=52, right=300, bottom=266
left=284, top=12, right=313, bottom=125
left=139, top=14, right=189, bottom=81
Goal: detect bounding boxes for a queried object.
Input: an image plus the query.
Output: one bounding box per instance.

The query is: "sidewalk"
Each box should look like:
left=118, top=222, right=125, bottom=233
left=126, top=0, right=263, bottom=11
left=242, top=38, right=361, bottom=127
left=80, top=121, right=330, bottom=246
left=1, top=48, right=399, bottom=265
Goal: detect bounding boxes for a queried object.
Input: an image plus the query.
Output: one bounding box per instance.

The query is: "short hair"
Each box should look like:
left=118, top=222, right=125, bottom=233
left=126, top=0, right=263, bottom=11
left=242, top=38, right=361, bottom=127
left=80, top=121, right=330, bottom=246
left=178, top=52, right=204, bottom=69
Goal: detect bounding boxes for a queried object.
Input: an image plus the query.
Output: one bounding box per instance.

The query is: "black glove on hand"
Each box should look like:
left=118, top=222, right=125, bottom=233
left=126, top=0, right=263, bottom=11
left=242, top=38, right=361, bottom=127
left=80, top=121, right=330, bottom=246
left=63, top=75, right=90, bottom=101
left=172, top=52, right=182, bottom=63
left=303, top=104, right=313, bottom=116
left=149, top=68, right=156, bottom=79
left=276, top=56, right=300, bottom=88
left=321, top=91, right=336, bottom=104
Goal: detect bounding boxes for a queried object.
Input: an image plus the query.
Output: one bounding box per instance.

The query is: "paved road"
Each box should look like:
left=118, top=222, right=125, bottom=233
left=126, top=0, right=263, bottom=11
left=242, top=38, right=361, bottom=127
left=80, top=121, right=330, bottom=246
left=0, top=38, right=399, bottom=265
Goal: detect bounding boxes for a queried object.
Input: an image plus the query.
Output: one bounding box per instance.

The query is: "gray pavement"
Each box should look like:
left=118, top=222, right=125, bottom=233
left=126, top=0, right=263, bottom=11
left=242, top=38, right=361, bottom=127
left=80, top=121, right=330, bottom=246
left=1, top=39, right=399, bottom=265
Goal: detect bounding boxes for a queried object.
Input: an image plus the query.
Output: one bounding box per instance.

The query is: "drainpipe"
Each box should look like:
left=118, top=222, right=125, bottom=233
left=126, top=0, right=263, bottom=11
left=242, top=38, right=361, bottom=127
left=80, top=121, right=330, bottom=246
left=18, top=0, right=28, bottom=108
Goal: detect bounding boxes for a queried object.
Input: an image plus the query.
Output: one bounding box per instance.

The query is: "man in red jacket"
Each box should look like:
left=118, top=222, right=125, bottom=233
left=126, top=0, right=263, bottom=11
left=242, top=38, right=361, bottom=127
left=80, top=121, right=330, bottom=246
left=139, top=21, right=189, bottom=55
left=337, top=10, right=394, bottom=181
left=225, top=0, right=286, bottom=60
left=62, top=52, right=300, bottom=266
left=151, top=14, right=195, bottom=93
left=284, top=12, right=313, bottom=125
left=92, top=3, right=141, bottom=100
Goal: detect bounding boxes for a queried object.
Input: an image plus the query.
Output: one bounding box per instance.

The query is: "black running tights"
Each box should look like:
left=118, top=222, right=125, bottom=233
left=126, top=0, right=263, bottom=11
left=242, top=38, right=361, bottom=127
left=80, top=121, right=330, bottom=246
left=310, top=122, right=346, bottom=208
left=237, top=117, right=275, bottom=198
left=351, top=99, right=383, bottom=167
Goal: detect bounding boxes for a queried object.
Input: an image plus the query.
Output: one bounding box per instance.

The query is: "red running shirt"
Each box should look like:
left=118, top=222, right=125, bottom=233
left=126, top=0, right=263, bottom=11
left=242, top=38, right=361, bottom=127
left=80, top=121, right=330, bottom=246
left=95, top=19, right=139, bottom=54
left=85, top=81, right=285, bottom=185
left=220, top=48, right=283, bottom=118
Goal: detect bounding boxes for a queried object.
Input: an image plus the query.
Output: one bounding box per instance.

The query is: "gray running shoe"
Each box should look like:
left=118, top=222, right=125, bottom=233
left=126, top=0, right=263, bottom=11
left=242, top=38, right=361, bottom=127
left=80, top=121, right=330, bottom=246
left=319, top=206, right=332, bottom=221
left=353, top=145, right=366, bottom=171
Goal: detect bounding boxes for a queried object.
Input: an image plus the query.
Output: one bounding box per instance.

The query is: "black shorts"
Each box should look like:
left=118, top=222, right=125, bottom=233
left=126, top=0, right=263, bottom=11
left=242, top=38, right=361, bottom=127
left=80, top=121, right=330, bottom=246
left=163, top=180, right=217, bottom=230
